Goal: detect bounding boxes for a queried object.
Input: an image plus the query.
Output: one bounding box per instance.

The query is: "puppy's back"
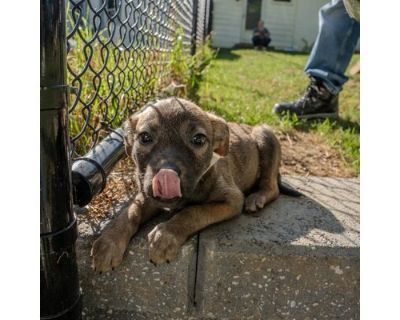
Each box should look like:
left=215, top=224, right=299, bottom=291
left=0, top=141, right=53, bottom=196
left=225, top=123, right=260, bottom=193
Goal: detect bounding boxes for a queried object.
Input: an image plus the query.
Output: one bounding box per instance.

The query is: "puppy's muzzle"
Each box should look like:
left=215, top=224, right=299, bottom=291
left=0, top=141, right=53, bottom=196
left=152, top=169, right=182, bottom=200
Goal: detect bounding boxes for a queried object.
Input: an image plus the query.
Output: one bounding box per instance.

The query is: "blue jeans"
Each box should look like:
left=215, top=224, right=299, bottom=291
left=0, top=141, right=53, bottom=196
left=305, top=0, right=360, bottom=94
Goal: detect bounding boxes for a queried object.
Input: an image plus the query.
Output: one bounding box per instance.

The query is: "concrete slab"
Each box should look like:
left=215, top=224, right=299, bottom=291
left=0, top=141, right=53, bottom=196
left=76, top=176, right=360, bottom=319
left=195, top=176, right=359, bottom=319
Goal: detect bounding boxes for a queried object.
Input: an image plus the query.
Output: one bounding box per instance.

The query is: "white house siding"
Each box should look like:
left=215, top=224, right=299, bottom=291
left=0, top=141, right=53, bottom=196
left=211, top=0, right=338, bottom=52
left=293, top=0, right=327, bottom=51
left=211, top=0, right=243, bottom=48
left=262, top=0, right=297, bottom=49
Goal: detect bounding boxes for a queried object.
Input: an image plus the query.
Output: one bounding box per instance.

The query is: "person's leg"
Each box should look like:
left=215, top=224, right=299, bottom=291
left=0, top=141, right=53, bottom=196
left=252, top=36, right=260, bottom=47
left=305, top=0, right=360, bottom=94
left=262, top=37, right=271, bottom=48
left=273, top=0, right=360, bottom=119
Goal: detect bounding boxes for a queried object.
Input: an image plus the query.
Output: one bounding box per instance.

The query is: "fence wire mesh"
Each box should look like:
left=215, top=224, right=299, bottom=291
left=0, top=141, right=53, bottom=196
left=66, top=0, right=210, bottom=157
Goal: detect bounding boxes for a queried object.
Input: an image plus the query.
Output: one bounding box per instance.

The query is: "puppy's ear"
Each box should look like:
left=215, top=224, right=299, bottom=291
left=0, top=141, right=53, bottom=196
left=208, top=113, right=230, bottom=156
left=123, top=115, right=139, bottom=156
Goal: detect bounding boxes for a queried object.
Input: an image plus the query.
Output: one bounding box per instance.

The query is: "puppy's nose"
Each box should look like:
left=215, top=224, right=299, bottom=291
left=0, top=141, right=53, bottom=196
left=159, top=162, right=181, bottom=176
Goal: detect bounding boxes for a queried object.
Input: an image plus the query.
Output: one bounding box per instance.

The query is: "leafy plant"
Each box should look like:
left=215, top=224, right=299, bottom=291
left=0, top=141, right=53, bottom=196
left=167, top=29, right=217, bottom=99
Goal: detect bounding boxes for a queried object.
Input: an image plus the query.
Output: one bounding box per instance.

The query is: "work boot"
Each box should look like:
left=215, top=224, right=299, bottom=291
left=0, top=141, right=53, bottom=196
left=273, top=77, right=339, bottom=119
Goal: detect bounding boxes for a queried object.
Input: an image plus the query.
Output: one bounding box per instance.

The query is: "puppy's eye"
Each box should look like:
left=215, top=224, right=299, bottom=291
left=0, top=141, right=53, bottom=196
left=138, top=132, right=153, bottom=145
left=191, top=133, right=207, bottom=146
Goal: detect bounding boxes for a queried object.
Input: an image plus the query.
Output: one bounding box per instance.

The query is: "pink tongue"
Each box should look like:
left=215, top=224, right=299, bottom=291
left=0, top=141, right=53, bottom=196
left=152, top=169, right=182, bottom=199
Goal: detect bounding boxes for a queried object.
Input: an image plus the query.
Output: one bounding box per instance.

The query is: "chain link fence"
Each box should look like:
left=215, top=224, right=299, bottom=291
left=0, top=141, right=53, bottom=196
left=66, top=0, right=211, bottom=157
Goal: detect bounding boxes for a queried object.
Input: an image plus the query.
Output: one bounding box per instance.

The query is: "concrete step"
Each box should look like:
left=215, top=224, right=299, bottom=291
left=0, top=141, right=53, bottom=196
left=76, top=176, right=360, bottom=320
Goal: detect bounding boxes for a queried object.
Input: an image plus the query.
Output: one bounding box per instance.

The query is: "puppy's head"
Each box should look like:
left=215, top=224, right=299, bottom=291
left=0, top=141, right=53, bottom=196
left=124, top=98, right=229, bottom=208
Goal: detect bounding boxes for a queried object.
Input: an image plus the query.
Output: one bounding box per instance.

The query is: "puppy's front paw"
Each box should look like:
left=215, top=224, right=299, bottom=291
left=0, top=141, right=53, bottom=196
left=147, top=223, right=185, bottom=265
left=244, top=190, right=270, bottom=213
left=91, top=234, right=126, bottom=273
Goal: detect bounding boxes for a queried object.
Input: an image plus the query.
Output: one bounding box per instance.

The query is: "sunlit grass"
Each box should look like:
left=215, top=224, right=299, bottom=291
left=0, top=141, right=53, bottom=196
left=198, top=48, right=360, bottom=174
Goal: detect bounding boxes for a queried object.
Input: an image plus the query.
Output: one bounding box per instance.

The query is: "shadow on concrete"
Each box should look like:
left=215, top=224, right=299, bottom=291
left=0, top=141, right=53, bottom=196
left=78, top=177, right=359, bottom=255
left=274, top=176, right=359, bottom=247
left=216, top=194, right=348, bottom=249
left=77, top=194, right=137, bottom=238
left=199, top=176, right=359, bottom=256
left=77, top=195, right=176, bottom=242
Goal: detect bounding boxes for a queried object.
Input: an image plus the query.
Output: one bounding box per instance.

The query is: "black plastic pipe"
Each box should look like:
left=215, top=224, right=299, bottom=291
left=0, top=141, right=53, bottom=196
left=72, top=128, right=126, bottom=207
left=40, top=0, right=82, bottom=319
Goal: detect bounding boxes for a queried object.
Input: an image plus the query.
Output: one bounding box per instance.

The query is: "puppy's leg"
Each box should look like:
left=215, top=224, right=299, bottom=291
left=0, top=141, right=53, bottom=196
left=148, top=188, right=244, bottom=264
left=245, top=125, right=280, bottom=213
left=91, top=193, right=159, bottom=272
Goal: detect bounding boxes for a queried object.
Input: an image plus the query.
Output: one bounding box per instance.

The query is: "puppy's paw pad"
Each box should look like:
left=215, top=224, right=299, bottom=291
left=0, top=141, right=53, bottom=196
left=91, top=235, right=125, bottom=273
left=148, top=223, right=184, bottom=265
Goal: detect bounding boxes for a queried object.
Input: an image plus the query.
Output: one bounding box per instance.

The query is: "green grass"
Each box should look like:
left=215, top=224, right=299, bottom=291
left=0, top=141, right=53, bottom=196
left=198, top=48, right=360, bottom=174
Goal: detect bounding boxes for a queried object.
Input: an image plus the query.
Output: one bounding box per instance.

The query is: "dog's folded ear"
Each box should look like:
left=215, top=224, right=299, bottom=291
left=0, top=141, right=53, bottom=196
left=208, top=113, right=230, bottom=156
left=123, top=115, right=139, bottom=156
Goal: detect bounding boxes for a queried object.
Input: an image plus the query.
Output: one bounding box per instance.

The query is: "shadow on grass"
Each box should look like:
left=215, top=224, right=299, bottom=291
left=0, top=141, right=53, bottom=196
left=334, top=117, right=360, bottom=133
left=267, top=48, right=309, bottom=56
left=293, top=117, right=360, bottom=134
left=214, top=48, right=310, bottom=71
left=214, top=48, right=241, bottom=60
left=215, top=47, right=310, bottom=59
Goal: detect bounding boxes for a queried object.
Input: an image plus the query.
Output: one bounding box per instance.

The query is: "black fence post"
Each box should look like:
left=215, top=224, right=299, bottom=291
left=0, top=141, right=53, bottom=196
left=203, top=0, right=208, bottom=39
left=191, top=0, right=199, bottom=55
left=40, top=0, right=82, bottom=319
left=208, top=0, right=214, bottom=37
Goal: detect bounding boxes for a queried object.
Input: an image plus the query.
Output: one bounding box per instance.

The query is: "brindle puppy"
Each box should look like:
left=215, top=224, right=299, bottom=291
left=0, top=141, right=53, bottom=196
left=91, top=98, right=299, bottom=271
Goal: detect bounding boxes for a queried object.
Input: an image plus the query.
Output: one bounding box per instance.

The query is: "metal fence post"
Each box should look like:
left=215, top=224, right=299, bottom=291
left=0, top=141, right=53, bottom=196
left=203, top=0, right=208, bottom=39
left=40, top=0, right=82, bottom=319
left=191, top=0, right=199, bottom=55
left=206, top=0, right=213, bottom=39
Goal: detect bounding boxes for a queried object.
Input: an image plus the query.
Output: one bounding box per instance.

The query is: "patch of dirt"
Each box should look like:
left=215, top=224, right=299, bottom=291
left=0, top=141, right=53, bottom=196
left=86, top=131, right=356, bottom=217
left=87, top=157, right=137, bottom=219
left=278, top=131, right=356, bottom=178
